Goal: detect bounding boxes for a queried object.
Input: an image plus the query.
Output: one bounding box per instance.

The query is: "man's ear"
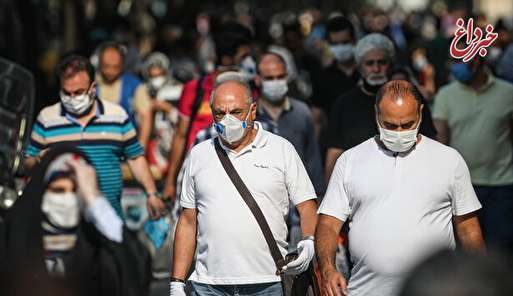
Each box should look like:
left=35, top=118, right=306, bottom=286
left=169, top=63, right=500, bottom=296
left=250, top=102, right=257, bottom=121
left=89, top=82, right=97, bottom=97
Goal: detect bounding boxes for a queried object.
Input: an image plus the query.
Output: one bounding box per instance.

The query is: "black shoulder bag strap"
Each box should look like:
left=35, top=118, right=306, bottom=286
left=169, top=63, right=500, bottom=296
left=213, top=138, right=286, bottom=274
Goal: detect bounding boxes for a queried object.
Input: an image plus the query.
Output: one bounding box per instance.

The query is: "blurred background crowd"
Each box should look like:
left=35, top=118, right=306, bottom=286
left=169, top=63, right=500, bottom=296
left=2, top=0, right=512, bottom=112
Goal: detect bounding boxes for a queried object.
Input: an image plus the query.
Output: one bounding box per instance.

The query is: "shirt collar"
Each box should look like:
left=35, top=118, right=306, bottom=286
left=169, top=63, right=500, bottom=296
left=257, top=97, right=292, bottom=116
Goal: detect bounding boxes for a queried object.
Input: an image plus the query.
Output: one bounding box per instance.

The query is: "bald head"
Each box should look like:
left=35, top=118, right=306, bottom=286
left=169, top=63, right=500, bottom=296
left=258, top=52, right=287, bottom=75
left=376, top=80, right=423, bottom=131
left=211, top=80, right=255, bottom=122
left=99, top=46, right=124, bottom=84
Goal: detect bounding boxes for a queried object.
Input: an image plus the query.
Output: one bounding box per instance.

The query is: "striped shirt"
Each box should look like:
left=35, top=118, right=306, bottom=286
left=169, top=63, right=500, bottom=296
left=25, top=99, right=144, bottom=217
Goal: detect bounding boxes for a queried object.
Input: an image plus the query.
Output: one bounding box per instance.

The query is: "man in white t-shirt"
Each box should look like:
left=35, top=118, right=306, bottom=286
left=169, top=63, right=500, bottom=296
left=316, top=80, right=485, bottom=296
left=169, top=79, right=318, bottom=295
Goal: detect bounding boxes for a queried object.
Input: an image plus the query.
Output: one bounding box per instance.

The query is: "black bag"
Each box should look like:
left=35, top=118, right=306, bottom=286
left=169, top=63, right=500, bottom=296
left=214, top=138, right=320, bottom=296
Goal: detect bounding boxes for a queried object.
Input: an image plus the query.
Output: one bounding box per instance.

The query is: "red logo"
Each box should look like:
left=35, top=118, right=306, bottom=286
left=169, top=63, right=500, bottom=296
left=450, top=18, right=498, bottom=62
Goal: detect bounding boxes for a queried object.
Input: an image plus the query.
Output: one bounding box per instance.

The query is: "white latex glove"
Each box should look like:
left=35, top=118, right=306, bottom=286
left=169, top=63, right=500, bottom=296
left=169, top=281, right=186, bottom=296
left=283, top=238, right=315, bottom=275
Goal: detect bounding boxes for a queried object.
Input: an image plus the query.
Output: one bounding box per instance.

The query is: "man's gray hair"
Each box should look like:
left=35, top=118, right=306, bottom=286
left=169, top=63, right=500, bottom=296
left=210, top=71, right=253, bottom=106
left=354, top=33, right=395, bottom=66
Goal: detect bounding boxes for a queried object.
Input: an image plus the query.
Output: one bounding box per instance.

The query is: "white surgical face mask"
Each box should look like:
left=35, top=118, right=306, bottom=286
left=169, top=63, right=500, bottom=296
left=330, top=44, right=354, bottom=63
left=378, top=117, right=421, bottom=153
left=42, top=192, right=80, bottom=229
left=262, top=79, right=288, bottom=102
left=149, top=76, right=167, bottom=89
left=60, top=87, right=94, bottom=116
left=214, top=107, right=252, bottom=144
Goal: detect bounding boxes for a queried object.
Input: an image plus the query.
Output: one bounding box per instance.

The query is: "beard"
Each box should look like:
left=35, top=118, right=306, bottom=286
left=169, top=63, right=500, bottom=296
left=365, top=74, right=388, bottom=86
left=101, top=72, right=120, bottom=85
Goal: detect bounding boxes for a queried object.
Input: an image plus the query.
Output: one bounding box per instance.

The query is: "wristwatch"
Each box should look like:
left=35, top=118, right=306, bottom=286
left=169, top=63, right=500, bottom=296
left=302, top=235, right=315, bottom=241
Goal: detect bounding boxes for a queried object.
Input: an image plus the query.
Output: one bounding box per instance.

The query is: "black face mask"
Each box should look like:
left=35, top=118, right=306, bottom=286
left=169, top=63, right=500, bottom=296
left=362, top=78, right=385, bottom=94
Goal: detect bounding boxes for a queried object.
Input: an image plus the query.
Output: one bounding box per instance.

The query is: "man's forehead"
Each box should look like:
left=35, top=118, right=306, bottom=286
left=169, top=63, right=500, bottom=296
left=379, top=94, right=419, bottom=116
left=259, top=55, right=286, bottom=70
left=62, top=71, right=91, bottom=88
left=213, top=82, right=250, bottom=107
left=362, top=49, right=387, bottom=60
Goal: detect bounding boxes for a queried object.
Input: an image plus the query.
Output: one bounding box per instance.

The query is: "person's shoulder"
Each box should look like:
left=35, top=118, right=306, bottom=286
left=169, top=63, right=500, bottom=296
left=38, top=101, right=62, bottom=120
left=421, top=136, right=462, bottom=161
left=333, top=87, right=361, bottom=105
left=288, top=98, right=311, bottom=114
left=436, top=81, right=460, bottom=96
left=343, top=137, right=376, bottom=157
left=265, top=128, right=290, bottom=144
left=190, top=137, right=215, bottom=158
left=492, top=76, right=513, bottom=90
left=263, top=129, right=297, bottom=151
left=122, top=72, right=142, bottom=85
left=35, top=102, right=65, bottom=128
left=99, top=99, right=130, bottom=122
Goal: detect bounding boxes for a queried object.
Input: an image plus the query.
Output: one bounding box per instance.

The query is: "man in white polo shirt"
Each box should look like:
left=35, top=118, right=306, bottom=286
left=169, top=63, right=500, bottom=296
left=315, top=80, right=485, bottom=296
left=169, top=79, right=318, bottom=295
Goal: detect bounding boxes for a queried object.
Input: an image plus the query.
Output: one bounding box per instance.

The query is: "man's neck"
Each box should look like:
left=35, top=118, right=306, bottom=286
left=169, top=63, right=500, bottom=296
left=336, top=61, right=356, bottom=77
left=468, top=69, right=488, bottom=92
left=223, top=126, right=258, bottom=153
left=361, top=83, right=377, bottom=96
left=75, top=101, right=97, bottom=127
left=260, top=97, right=286, bottom=121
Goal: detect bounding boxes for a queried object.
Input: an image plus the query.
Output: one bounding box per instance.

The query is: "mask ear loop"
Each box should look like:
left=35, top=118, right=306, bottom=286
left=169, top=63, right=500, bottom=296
left=244, top=102, right=255, bottom=128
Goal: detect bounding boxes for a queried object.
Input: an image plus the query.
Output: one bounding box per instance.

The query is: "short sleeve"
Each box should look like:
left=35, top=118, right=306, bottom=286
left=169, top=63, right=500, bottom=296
left=121, top=117, right=144, bottom=159
left=132, top=84, right=151, bottom=113
left=283, top=141, right=317, bottom=205
left=432, top=89, right=449, bottom=121
left=179, top=155, right=196, bottom=208
left=318, top=154, right=351, bottom=222
left=450, top=153, right=482, bottom=216
left=25, top=115, right=47, bottom=157
left=177, top=79, right=199, bottom=118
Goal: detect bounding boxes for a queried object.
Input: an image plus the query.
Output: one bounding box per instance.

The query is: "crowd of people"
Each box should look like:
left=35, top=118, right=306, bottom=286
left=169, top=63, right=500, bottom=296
left=2, top=2, right=513, bottom=296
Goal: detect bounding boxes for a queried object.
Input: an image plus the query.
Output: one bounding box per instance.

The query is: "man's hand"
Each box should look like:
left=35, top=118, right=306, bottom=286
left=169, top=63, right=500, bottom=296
left=147, top=195, right=166, bottom=220
left=163, top=183, right=177, bottom=204
left=66, top=158, right=100, bottom=206
left=321, top=268, right=348, bottom=296
left=169, top=281, right=186, bottom=296
left=283, top=239, right=315, bottom=275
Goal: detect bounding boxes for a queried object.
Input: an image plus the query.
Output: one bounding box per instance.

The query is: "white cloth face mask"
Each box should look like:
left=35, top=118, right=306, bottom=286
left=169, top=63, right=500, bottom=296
left=330, top=44, right=354, bottom=63
left=60, top=88, right=94, bottom=116
left=378, top=118, right=421, bottom=153
left=149, top=76, right=167, bottom=89
left=42, top=192, right=80, bottom=229
left=262, top=79, right=288, bottom=102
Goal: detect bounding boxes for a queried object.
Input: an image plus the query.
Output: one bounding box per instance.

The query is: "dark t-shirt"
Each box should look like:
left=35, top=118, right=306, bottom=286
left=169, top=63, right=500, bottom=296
left=314, top=62, right=360, bottom=114
left=327, top=86, right=437, bottom=150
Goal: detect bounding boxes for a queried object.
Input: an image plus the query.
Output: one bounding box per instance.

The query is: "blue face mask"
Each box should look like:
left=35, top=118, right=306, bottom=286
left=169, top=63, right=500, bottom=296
left=451, top=63, right=476, bottom=83
left=144, top=217, right=170, bottom=249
